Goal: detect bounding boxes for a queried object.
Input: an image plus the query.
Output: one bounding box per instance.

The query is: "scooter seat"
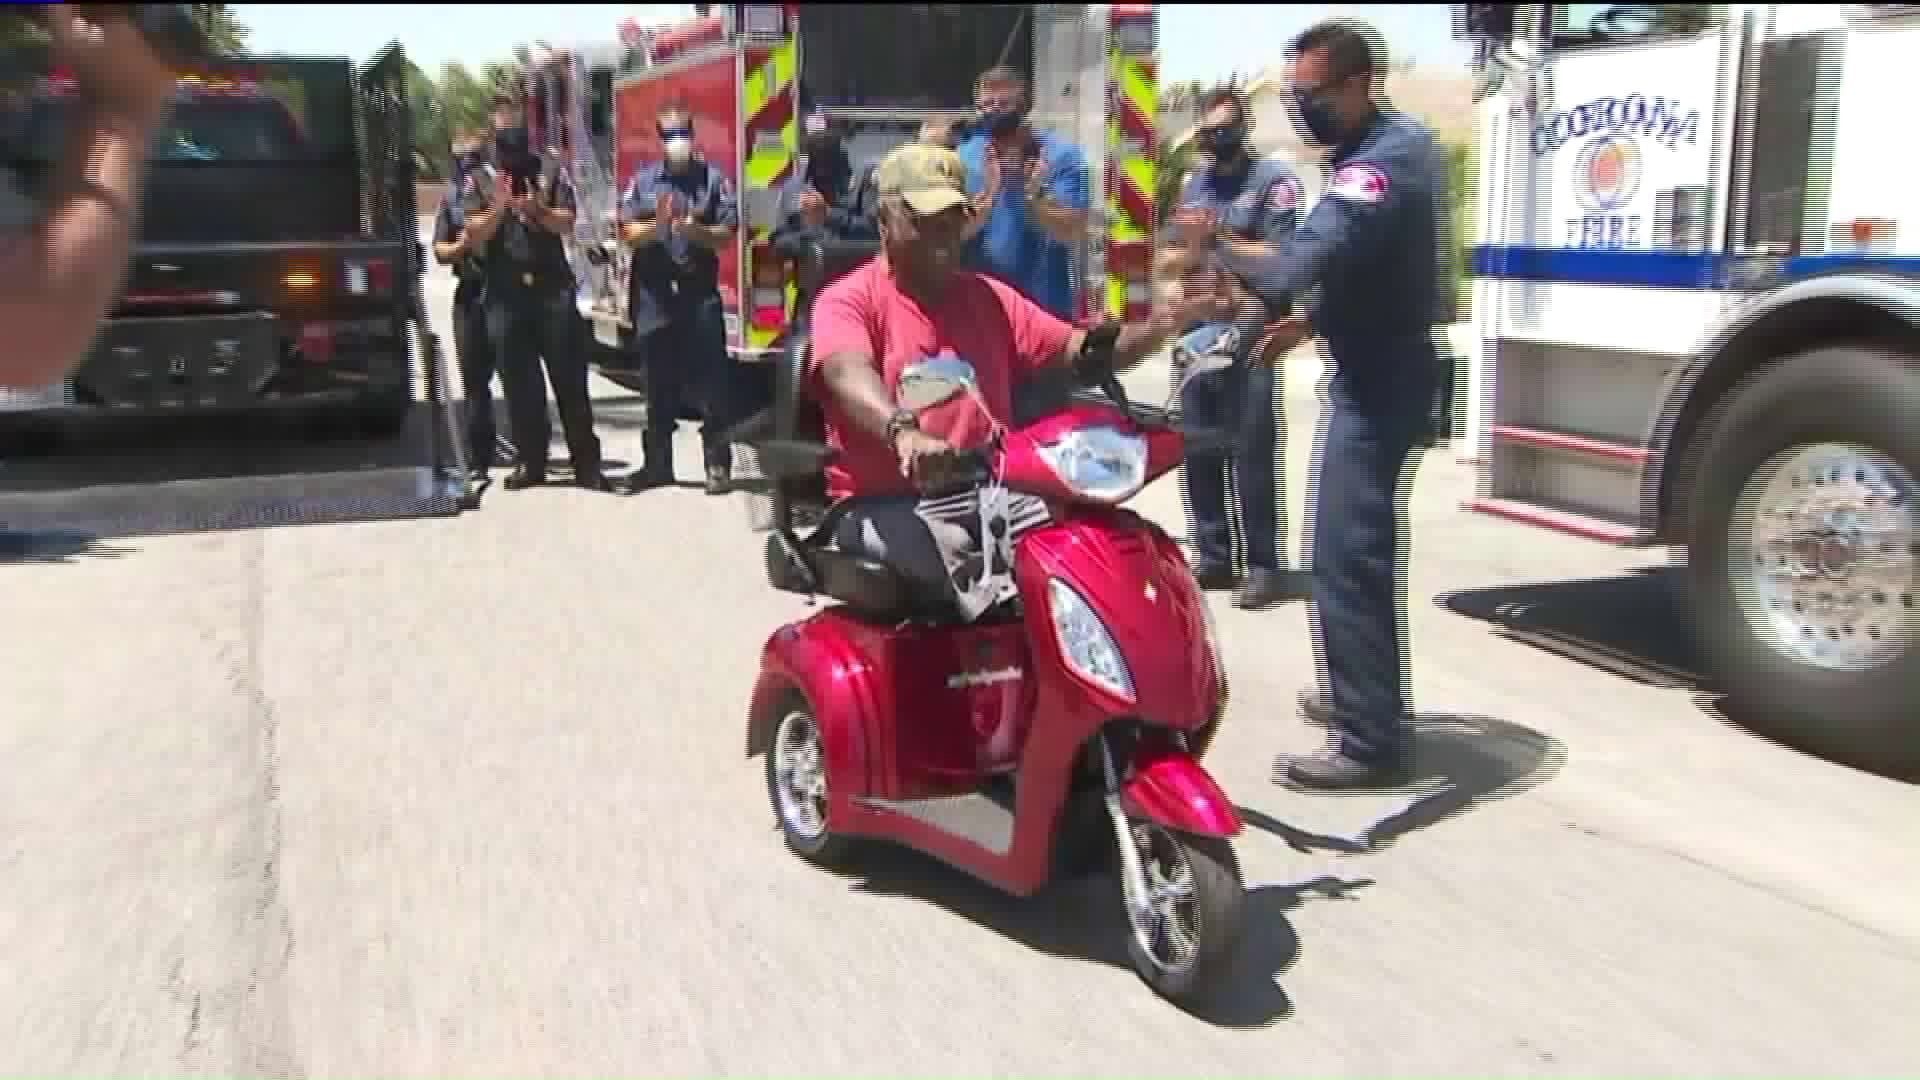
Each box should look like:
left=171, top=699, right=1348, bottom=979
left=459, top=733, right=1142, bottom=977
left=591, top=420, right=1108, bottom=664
left=763, top=533, right=964, bottom=623
left=763, top=533, right=918, bottom=619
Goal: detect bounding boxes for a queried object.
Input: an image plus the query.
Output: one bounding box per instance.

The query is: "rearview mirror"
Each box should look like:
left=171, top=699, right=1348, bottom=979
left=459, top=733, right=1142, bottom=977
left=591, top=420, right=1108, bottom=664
left=1167, top=341, right=1238, bottom=408
left=897, top=356, right=977, bottom=412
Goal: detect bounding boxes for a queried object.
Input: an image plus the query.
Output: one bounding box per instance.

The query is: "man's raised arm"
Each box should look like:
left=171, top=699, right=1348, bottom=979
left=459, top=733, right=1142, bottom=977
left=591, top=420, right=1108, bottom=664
left=0, top=12, right=176, bottom=388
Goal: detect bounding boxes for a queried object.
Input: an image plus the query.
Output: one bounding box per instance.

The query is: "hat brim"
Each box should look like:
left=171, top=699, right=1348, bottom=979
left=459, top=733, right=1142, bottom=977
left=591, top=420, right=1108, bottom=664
left=898, top=187, right=968, bottom=216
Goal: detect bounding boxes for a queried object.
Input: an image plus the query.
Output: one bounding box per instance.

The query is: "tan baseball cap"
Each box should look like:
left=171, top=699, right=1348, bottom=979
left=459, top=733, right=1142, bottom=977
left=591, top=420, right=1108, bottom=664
left=873, top=143, right=970, bottom=216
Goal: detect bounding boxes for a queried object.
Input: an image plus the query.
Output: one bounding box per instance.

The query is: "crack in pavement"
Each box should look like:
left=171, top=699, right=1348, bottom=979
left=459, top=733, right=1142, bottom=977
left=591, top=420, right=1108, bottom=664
left=186, top=532, right=301, bottom=1078
left=1558, top=816, right=1920, bottom=954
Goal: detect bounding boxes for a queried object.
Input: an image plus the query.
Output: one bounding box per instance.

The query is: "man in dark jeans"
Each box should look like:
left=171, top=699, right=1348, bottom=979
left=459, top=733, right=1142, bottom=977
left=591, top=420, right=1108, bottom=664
left=431, top=128, right=512, bottom=479
left=473, top=95, right=606, bottom=492
left=617, top=98, right=743, bottom=496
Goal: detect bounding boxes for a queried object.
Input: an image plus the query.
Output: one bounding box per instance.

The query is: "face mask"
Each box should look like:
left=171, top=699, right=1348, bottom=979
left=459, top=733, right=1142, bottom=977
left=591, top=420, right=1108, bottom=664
left=1201, top=124, right=1247, bottom=167
left=978, top=105, right=1025, bottom=138
left=1290, top=89, right=1343, bottom=147
left=664, top=135, right=693, bottom=164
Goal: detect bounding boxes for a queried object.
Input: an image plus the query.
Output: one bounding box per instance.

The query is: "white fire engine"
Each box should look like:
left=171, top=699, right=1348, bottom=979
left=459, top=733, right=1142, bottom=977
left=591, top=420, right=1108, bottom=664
left=1459, top=4, right=1919, bottom=775
left=503, top=3, right=1161, bottom=375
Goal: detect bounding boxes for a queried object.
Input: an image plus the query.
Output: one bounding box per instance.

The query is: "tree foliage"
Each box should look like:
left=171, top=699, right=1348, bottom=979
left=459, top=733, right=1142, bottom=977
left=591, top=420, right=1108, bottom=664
left=407, top=58, right=518, bottom=180
left=190, top=4, right=249, bottom=55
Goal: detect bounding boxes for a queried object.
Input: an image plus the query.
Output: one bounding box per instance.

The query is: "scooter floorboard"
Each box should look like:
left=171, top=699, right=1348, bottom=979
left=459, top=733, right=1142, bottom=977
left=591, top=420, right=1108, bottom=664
left=854, top=783, right=1016, bottom=857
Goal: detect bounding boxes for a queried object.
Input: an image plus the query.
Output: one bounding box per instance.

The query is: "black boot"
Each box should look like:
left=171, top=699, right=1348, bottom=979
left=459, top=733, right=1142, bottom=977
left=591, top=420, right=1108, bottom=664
left=503, top=465, right=546, bottom=491
left=1236, top=567, right=1310, bottom=610
left=1191, top=561, right=1236, bottom=591
left=1276, top=751, right=1411, bottom=792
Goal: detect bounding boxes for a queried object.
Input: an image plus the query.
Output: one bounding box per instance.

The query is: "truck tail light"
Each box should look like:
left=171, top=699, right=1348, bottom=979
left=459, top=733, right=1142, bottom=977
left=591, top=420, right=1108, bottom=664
left=341, top=257, right=393, bottom=296
left=298, top=322, right=335, bottom=362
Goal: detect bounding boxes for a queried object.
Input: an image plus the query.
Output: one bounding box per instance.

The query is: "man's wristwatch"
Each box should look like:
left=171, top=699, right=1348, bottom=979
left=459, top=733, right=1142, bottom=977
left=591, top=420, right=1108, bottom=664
left=885, top=408, right=919, bottom=449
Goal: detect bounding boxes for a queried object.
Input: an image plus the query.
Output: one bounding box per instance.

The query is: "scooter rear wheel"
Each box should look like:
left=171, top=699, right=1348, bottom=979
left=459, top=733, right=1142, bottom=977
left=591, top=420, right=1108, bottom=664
left=767, top=698, right=854, bottom=865
left=1119, top=824, right=1245, bottom=1003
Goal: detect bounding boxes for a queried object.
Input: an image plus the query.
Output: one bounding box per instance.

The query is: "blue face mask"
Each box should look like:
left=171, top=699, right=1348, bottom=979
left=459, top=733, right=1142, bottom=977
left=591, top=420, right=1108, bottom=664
left=1289, top=88, right=1343, bottom=147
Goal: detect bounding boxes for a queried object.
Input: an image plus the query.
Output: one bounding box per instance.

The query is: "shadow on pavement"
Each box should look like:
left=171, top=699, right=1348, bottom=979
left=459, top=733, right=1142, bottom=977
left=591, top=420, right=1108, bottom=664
left=1244, top=712, right=1567, bottom=854
left=1435, top=566, right=1702, bottom=688
left=0, top=528, right=135, bottom=565
left=839, top=846, right=1370, bottom=1028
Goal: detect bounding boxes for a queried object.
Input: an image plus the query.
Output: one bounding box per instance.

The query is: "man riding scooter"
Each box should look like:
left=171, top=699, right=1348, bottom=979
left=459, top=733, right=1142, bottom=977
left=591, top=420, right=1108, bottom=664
left=807, top=143, right=1175, bottom=611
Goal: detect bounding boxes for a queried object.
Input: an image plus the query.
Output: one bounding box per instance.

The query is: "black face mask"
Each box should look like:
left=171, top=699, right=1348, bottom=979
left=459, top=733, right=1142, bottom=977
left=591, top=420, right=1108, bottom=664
left=1199, top=123, right=1248, bottom=168
left=977, top=104, right=1027, bottom=138
left=1289, top=88, right=1344, bottom=147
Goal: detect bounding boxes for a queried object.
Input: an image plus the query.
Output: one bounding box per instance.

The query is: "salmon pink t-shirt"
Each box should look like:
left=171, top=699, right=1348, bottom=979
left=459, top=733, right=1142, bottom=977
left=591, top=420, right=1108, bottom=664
left=807, top=257, right=1078, bottom=499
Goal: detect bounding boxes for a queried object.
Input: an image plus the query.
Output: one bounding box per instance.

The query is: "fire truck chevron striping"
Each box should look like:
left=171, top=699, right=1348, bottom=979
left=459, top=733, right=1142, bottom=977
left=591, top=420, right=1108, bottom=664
left=741, top=28, right=798, bottom=353
left=1104, top=5, right=1156, bottom=322
left=1456, top=3, right=1920, bottom=778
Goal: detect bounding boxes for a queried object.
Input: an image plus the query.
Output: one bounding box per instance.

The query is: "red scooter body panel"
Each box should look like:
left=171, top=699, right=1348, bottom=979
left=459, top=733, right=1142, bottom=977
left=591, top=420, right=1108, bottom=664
left=1015, top=511, right=1222, bottom=731
left=1120, top=744, right=1244, bottom=837
left=753, top=397, right=1237, bottom=899
left=996, top=401, right=1187, bottom=501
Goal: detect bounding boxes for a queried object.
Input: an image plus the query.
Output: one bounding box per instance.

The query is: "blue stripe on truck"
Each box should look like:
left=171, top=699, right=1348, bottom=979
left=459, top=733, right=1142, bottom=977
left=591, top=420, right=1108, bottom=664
left=1469, top=246, right=1920, bottom=289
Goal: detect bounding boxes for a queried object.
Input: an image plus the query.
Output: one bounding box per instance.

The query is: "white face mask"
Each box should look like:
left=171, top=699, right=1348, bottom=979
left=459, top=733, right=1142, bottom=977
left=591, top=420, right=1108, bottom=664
left=664, top=136, right=693, bottom=163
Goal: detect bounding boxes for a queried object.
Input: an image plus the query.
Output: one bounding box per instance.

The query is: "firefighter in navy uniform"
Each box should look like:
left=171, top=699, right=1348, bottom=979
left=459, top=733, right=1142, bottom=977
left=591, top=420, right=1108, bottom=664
left=431, top=130, right=512, bottom=478
left=617, top=98, right=743, bottom=496
left=1174, top=84, right=1311, bottom=612
left=474, top=95, right=608, bottom=492
left=767, top=111, right=878, bottom=331
left=1203, top=19, right=1449, bottom=790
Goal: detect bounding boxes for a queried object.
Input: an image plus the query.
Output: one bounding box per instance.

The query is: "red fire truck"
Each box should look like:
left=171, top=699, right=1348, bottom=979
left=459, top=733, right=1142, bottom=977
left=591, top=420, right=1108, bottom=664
left=503, top=4, right=1160, bottom=384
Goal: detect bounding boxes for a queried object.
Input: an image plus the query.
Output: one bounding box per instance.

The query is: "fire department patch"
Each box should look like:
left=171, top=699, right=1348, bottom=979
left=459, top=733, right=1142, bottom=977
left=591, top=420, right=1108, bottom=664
left=1266, top=175, right=1303, bottom=211
left=1326, top=163, right=1389, bottom=205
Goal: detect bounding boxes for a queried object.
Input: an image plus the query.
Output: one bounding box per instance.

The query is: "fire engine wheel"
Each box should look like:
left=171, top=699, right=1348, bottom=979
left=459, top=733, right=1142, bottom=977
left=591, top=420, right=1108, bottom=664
left=1687, top=346, right=1920, bottom=778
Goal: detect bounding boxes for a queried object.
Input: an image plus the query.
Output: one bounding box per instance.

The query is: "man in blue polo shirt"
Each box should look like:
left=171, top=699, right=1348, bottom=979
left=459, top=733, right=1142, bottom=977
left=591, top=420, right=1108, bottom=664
left=954, top=65, right=1091, bottom=321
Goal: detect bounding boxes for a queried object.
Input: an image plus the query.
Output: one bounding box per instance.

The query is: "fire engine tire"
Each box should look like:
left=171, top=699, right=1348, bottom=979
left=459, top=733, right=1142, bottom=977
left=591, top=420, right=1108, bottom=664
left=1686, top=347, right=1920, bottom=779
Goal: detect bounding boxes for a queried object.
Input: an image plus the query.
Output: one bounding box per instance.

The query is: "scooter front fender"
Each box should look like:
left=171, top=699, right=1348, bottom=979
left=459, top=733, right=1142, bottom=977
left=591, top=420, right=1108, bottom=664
left=1119, top=746, right=1243, bottom=838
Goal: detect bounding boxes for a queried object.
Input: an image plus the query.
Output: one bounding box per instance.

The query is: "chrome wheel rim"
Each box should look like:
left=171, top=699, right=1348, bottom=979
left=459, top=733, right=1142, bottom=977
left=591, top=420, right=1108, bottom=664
left=1730, top=442, right=1919, bottom=672
left=1124, top=823, right=1202, bottom=976
left=772, top=709, right=828, bottom=840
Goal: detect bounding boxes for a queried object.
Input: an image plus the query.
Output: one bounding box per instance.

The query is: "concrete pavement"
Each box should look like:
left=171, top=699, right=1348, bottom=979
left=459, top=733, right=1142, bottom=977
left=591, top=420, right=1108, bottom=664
left=0, top=254, right=1915, bottom=1076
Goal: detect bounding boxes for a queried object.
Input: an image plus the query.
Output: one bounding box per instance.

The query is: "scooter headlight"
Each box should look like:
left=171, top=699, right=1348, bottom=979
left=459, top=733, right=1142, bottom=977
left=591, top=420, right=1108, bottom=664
left=1046, top=577, right=1135, bottom=702
left=1035, top=426, right=1148, bottom=503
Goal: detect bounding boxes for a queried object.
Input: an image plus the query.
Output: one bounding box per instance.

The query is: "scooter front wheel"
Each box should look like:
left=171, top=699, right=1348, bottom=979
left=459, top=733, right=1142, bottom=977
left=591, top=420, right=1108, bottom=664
left=766, top=698, right=854, bottom=865
left=1119, top=823, right=1245, bottom=1003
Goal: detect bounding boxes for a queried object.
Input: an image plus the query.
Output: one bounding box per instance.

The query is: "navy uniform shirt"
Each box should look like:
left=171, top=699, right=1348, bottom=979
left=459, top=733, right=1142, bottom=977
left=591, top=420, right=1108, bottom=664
left=768, top=161, right=879, bottom=318
left=768, top=161, right=878, bottom=262
left=1217, top=111, right=1447, bottom=410
left=619, top=158, right=739, bottom=302
left=479, top=160, right=577, bottom=300
left=431, top=177, right=486, bottom=306
left=1178, top=153, right=1305, bottom=325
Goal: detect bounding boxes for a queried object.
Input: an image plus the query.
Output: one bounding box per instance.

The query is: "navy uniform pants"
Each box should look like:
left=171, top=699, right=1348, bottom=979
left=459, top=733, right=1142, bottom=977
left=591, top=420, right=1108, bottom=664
left=486, top=287, right=602, bottom=473
left=1310, top=374, right=1431, bottom=764
left=451, top=287, right=504, bottom=467
left=635, top=291, right=738, bottom=474
left=1181, top=358, right=1282, bottom=574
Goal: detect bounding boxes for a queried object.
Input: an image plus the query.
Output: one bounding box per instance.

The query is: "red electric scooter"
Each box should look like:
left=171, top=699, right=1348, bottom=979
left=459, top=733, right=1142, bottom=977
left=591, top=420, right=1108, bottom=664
left=741, top=325, right=1248, bottom=1003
